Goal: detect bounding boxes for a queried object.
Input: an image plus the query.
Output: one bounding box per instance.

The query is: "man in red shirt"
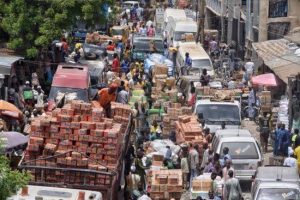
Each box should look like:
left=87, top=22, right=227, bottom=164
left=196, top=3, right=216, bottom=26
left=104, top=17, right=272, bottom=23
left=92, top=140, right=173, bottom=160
left=112, top=53, right=120, bottom=77
left=106, top=41, right=115, bottom=51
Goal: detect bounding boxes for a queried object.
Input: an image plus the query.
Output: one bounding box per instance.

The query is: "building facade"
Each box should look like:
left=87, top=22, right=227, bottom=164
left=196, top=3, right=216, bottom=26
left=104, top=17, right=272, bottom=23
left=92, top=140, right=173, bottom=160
left=245, top=0, right=300, bottom=57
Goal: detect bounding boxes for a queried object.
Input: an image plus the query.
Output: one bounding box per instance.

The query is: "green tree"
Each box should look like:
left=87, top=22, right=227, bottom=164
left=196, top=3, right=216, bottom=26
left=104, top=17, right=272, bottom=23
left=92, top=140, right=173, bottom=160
left=0, top=0, right=113, bottom=58
left=0, top=140, right=31, bottom=200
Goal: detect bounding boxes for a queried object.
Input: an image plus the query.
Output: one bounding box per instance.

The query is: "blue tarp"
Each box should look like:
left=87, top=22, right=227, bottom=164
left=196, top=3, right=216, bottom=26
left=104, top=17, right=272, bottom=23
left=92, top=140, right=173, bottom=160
left=144, top=53, right=174, bottom=76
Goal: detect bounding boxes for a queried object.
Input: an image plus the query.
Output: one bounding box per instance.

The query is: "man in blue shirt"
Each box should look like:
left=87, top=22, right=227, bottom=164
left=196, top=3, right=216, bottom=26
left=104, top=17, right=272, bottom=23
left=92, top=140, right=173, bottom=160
left=182, top=52, right=192, bottom=75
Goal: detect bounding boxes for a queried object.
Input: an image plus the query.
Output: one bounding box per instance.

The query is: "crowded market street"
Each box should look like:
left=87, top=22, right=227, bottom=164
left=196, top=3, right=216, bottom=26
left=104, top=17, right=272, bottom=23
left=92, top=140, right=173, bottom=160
left=1, top=0, right=300, bottom=200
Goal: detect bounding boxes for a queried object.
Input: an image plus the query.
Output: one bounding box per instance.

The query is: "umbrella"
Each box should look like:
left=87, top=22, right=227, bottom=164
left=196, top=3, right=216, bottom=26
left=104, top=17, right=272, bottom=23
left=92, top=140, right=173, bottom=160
left=0, top=100, right=22, bottom=118
left=251, top=73, right=278, bottom=87
left=0, top=131, right=28, bottom=153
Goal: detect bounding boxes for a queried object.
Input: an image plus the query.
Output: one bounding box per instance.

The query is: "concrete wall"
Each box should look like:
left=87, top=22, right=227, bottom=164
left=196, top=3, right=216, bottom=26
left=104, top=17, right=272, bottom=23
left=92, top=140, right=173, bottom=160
left=287, top=0, right=300, bottom=30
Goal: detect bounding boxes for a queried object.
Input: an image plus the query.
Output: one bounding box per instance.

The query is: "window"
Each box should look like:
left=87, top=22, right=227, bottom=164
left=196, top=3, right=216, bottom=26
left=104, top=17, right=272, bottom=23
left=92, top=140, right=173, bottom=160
left=269, top=0, right=288, bottom=18
left=257, top=188, right=300, bottom=200
left=220, top=142, right=259, bottom=159
left=268, top=22, right=290, bottom=40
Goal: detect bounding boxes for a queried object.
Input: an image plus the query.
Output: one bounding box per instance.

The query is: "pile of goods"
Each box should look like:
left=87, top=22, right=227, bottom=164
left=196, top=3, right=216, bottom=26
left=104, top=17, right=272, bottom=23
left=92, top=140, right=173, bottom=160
left=259, top=90, right=272, bottom=112
left=196, top=86, right=243, bottom=100
left=25, top=100, right=131, bottom=185
left=149, top=169, right=183, bottom=200
left=175, top=115, right=204, bottom=145
left=190, top=173, right=213, bottom=199
left=161, top=103, right=193, bottom=136
left=85, top=32, right=113, bottom=45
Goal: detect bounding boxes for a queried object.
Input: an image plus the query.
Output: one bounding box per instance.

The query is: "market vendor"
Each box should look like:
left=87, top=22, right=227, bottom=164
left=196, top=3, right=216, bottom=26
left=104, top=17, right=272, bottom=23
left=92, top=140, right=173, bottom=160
left=98, top=84, right=118, bottom=118
left=150, top=120, right=162, bottom=140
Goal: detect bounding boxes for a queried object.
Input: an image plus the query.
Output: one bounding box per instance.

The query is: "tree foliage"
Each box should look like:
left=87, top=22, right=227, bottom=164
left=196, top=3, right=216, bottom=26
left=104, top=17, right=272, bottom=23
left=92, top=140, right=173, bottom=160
left=0, top=156, right=31, bottom=200
left=0, top=0, right=113, bottom=58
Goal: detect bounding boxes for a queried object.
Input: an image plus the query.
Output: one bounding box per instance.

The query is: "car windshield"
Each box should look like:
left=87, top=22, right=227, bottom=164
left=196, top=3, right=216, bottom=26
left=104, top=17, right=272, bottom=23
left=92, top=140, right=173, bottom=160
left=112, top=28, right=123, bottom=35
left=257, top=188, right=300, bottom=200
left=221, top=142, right=259, bottom=159
left=49, top=87, right=89, bottom=102
left=174, top=32, right=195, bottom=41
left=196, top=104, right=240, bottom=125
left=133, top=39, right=164, bottom=52
left=191, top=59, right=212, bottom=70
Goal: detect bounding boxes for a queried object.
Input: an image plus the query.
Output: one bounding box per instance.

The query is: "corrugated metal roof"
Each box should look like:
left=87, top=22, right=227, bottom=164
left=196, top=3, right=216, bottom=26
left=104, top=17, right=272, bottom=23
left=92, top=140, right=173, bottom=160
left=285, top=32, right=300, bottom=45
left=0, top=54, right=23, bottom=75
left=252, top=39, right=300, bottom=84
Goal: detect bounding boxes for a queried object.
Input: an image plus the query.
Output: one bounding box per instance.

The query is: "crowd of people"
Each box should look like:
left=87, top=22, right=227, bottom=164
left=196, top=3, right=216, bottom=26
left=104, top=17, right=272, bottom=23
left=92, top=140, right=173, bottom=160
left=4, top=1, right=300, bottom=200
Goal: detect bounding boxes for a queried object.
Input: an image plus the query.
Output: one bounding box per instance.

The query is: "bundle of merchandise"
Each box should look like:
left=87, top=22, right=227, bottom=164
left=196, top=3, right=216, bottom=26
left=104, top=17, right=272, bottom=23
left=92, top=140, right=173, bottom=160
left=149, top=169, right=183, bottom=200
left=26, top=100, right=132, bottom=185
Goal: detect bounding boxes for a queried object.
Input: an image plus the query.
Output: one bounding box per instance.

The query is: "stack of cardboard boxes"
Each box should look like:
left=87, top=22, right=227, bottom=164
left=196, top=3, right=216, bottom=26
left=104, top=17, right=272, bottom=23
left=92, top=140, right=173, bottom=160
left=259, top=90, right=272, bottom=112
left=162, top=103, right=193, bottom=136
left=175, top=115, right=203, bottom=145
left=150, top=169, right=183, bottom=200
left=26, top=100, right=131, bottom=185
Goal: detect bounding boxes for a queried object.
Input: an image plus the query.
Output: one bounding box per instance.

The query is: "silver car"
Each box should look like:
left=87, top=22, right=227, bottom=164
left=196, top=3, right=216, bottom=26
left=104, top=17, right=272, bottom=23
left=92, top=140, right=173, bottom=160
left=251, top=166, right=300, bottom=200
left=213, top=130, right=263, bottom=181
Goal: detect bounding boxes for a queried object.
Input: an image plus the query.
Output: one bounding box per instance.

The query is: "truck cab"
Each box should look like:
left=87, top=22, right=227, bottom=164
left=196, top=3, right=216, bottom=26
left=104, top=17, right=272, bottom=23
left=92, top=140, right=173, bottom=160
left=194, top=99, right=241, bottom=133
left=48, top=64, right=90, bottom=110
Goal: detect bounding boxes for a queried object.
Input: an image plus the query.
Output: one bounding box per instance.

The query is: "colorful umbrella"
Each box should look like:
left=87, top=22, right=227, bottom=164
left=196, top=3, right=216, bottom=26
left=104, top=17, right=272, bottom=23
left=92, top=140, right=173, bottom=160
left=251, top=73, right=278, bottom=87
left=0, top=131, right=28, bottom=153
left=0, top=100, right=22, bottom=118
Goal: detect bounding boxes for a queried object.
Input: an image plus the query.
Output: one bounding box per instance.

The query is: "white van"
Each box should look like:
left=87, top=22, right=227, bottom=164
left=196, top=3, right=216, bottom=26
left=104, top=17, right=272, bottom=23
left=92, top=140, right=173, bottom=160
left=167, top=18, right=197, bottom=47
left=194, top=99, right=241, bottom=133
left=163, top=8, right=186, bottom=34
left=176, top=42, right=214, bottom=76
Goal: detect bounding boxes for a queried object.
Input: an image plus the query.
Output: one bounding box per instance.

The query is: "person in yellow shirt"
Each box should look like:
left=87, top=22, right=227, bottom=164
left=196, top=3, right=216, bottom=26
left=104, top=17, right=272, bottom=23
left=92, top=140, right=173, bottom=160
left=294, top=143, right=300, bottom=174
left=150, top=120, right=162, bottom=140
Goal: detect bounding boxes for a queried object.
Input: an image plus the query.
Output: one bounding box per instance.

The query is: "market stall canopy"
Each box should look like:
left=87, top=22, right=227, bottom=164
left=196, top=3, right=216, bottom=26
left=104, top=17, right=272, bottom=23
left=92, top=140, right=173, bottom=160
left=0, top=54, right=23, bottom=75
left=251, top=73, right=278, bottom=87
left=252, top=39, right=300, bottom=84
left=0, top=131, right=28, bottom=153
left=0, top=100, right=23, bottom=118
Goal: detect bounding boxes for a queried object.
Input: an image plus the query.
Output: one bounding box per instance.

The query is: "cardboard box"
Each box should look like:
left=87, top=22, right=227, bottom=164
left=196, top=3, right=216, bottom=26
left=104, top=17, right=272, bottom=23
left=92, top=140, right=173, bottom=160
left=168, top=174, right=179, bottom=185
left=157, top=175, right=168, bottom=184
left=192, top=179, right=211, bottom=191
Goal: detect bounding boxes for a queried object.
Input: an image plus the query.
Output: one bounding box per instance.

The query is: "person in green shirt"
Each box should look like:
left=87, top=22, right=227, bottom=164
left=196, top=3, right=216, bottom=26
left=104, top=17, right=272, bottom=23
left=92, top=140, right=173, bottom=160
left=292, top=129, right=299, bottom=148
left=163, top=159, right=174, bottom=169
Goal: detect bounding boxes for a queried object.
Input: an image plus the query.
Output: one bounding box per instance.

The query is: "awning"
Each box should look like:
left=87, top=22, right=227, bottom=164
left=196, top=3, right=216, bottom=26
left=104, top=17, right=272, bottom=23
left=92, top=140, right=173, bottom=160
left=0, top=55, right=23, bottom=75
left=252, top=39, right=300, bottom=84
left=285, top=32, right=300, bottom=45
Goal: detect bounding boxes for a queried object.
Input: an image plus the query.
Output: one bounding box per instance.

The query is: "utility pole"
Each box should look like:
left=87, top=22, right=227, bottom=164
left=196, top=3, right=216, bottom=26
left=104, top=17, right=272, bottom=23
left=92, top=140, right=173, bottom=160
left=220, top=0, right=226, bottom=43
left=196, top=0, right=205, bottom=44
left=227, top=0, right=233, bottom=45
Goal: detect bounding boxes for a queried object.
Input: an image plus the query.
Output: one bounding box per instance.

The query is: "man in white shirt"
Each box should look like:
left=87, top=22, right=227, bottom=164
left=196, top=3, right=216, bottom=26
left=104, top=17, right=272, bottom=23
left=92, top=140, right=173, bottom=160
left=245, top=60, right=254, bottom=75
left=284, top=147, right=297, bottom=167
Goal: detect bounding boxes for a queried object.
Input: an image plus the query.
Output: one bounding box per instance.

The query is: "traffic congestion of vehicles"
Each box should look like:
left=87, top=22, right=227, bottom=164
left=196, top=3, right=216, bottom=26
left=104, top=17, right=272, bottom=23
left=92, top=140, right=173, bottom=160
left=2, top=1, right=299, bottom=200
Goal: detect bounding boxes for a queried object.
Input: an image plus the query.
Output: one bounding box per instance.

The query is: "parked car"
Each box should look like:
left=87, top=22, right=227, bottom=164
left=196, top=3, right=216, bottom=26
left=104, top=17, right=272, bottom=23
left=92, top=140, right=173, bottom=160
left=212, top=129, right=263, bottom=181
left=251, top=166, right=300, bottom=200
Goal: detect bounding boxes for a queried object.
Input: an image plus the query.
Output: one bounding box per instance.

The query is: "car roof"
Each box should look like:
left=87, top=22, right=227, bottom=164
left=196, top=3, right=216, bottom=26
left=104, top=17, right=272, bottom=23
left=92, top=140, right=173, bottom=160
left=258, top=181, right=300, bottom=189
left=195, top=99, right=240, bottom=106
left=123, top=1, right=139, bottom=4
left=219, top=136, right=256, bottom=143
left=215, top=129, right=251, bottom=138
left=179, top=42, right=209, bottom=60
left=256, top=166, right=300, bottom=182
left=52, top=64, right=89, bottom=89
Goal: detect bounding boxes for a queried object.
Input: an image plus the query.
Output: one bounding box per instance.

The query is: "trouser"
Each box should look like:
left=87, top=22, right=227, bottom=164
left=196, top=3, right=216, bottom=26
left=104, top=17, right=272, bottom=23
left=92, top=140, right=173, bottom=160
left=260, top=133, right=269, bottom=152
left=182, top=172, right=189, bottom=189
left=104, top=104, right=112, bottom=118
left=190, top=168, right=197, bottom=185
